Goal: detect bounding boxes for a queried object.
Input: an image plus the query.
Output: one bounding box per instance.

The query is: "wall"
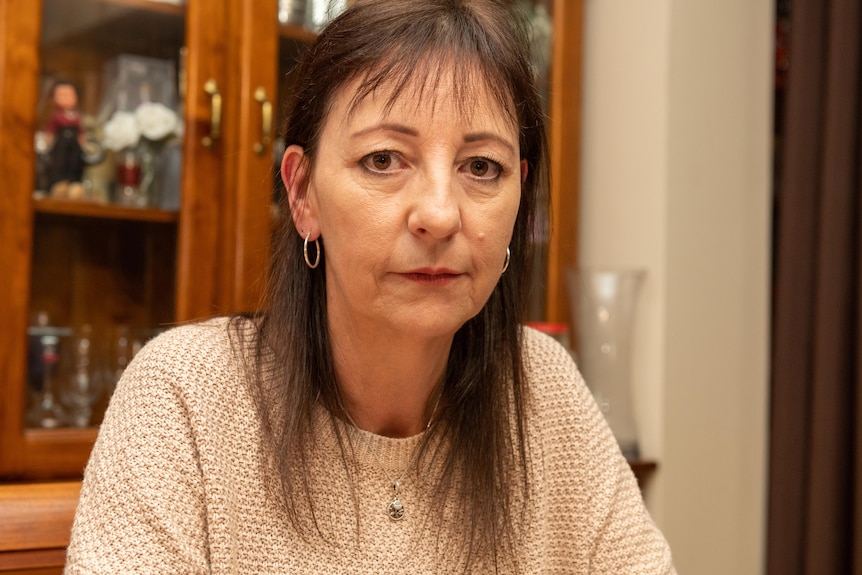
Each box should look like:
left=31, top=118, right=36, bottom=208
left=578, top=1, right=772, bottom=574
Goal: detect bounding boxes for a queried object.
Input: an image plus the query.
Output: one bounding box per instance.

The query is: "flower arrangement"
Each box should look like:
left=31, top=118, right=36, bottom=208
left=102, top=102, right=181, bottom=152
left=101, top=102, right=182, bottom=208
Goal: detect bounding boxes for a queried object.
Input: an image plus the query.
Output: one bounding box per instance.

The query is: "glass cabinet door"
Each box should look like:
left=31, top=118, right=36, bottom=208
left=0, top=0, right=227, bottom=479
left=29, top=0, right=188, bottom=431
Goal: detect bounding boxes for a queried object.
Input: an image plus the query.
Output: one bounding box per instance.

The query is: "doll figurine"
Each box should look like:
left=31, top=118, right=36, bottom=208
left=44, top=80, right=87, bottom=198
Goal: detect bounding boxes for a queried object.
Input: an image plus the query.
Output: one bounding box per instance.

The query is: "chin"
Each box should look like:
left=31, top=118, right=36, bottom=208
left=389, top=310, right=471, bottom=341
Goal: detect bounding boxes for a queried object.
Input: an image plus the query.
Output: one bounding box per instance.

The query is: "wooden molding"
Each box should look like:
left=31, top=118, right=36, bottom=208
left=0, top=481, right=81, bottom=573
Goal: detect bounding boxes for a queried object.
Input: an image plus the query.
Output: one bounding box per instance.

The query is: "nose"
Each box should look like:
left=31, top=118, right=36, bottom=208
left=407, top=171, right=462, bottom=240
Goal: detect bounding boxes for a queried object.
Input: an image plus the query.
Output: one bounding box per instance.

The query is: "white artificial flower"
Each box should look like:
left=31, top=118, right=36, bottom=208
left=102, top=111, right=140, bottom=152
left=134, top=102, right=178, bottom=141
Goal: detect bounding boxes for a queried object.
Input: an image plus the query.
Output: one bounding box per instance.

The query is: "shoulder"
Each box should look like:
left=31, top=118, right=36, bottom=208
left=96, top=316, right=262, bottom=469
left=521, top=325, right=576, bottom=375
left=520, top=325, right=583, bottom=404
left=140, top=316, right=238, bottom=353
left=132, top=316, right=253, bottom=373
left=519, top=324, right=618, bottom=460
left=115, top=316, right=257, bottom=408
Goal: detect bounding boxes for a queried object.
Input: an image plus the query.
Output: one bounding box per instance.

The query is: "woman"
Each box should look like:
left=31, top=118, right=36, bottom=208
left=65, top=1, right=675, bottom=573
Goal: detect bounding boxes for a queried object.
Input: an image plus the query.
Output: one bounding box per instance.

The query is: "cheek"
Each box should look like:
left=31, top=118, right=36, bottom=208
left=320, top=194, right=386, bottom=240
left=474, top=194, right=520, bottom=265
left=487, top=190, right=521, bottom=242
left=314, top=183, right=394, bottom=264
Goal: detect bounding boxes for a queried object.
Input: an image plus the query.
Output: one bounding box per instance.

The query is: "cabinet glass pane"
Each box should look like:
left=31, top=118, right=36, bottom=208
left=26, top=0, right=187, bottom=430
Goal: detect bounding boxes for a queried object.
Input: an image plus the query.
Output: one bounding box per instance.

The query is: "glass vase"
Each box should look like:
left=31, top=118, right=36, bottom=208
left=57, top=325, right=102, bottom=428
left=26, top=333, right=65, bottom=428
left=114, top=148, right=147, bottom=207
left=566, top=267, right=645, bottom=460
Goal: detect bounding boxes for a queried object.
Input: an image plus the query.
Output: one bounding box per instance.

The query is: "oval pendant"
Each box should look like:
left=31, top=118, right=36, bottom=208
left=387, top=496, right=405, bottom=521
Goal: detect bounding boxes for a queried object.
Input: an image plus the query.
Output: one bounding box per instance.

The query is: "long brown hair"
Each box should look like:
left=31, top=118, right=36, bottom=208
left=238, top=0, right=548, bottom=568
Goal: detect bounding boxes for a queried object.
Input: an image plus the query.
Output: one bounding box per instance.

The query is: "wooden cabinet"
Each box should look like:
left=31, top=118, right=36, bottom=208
left=0, top=0, right=299, bottom=479
left=0, top=0, right=581, bottom=480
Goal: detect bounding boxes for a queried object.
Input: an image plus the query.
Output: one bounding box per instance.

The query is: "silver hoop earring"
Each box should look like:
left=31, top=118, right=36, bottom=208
left=501, top=247, right=510, bottom=273
left=304, top=233, right=321, bottom=269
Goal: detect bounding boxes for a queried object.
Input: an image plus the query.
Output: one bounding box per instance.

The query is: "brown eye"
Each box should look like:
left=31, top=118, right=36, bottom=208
left=471, top=160, right=490, bottom=177
left=463, top=158, right=502, bottom=180
left=371, top=153, right=392, bottom=170
left=360, top=151, right=405, bottom=174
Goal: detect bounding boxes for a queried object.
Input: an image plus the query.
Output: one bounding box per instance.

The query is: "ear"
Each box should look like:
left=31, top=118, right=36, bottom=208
left=520, top=159, right=529, bottom=184
left=281, top=144, right=319, bottom=238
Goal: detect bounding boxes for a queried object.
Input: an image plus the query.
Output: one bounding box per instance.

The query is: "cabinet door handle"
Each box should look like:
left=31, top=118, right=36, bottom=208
left=202, top=79, right=222, bottom=149
left=253, top=87, right=272, bottom=156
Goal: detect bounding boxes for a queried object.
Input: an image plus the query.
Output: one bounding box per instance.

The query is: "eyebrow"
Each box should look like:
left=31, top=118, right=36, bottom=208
left=351, top=124, right=516, bottom=154
left=350, top=123, right=418, bottom=139
left=463, top=132, right=516, bottom=155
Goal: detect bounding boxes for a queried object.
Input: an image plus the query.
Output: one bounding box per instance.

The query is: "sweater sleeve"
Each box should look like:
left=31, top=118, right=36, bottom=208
left=64, top=327, right=213, bottom=575
left=524, top=328, right=676, bottom=574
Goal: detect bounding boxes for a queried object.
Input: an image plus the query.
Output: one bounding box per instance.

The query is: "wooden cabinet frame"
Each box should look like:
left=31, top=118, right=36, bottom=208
left=0, top=0, right=583, bottom=480
left=546, top=0, right=583, bottom=324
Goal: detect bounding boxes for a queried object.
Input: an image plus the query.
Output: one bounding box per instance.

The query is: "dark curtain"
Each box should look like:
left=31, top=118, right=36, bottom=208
left=766, top=0, right=862, bottom=573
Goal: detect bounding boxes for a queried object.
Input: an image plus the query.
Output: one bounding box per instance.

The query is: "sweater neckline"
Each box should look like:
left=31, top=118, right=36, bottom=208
left=313, top=402, right=433, bottom=475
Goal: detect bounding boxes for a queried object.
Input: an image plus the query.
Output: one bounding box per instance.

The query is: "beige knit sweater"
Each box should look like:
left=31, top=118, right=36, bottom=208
left=64, top=318, right=675, bottom=574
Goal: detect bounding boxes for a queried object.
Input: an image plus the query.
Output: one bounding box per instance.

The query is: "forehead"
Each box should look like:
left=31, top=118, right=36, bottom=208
left=332, top=61, right=518, bottom=132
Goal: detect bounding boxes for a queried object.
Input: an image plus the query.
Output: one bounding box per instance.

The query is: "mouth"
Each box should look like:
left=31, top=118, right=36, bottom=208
left=401, top=268, right=462, bottom=284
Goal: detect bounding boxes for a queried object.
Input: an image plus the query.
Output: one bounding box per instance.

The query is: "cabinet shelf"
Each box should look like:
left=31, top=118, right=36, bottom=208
left=42, top=0, right=185, bottom=61
left=25, top=427, right=99, bottom=446
left=98, top=0, right=185, bottom=16
left=16, top=428, right=98, bottom=479
left=33, top=197, right=179, bottom=223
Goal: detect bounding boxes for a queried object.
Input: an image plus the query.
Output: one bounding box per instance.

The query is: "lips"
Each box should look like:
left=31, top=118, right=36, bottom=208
left=401, top=268, right=462, bottom=283
left=407, top=267, right=459, bottom=276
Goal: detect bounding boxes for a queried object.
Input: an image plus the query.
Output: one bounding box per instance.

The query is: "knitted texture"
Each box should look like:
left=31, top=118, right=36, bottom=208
left=64, top=318, right=675, bottom=574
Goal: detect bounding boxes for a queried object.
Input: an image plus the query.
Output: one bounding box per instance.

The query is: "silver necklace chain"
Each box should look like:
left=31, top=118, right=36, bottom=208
left=336, top=388, right=443, bottom=521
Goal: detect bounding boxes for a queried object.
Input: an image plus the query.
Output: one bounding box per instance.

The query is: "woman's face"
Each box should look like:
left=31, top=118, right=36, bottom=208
left=284, top=73, right=523, bottom=342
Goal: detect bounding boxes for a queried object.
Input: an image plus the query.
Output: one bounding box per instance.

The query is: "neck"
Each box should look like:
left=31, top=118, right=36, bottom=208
left=330, top=330, right=451, bottom=437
